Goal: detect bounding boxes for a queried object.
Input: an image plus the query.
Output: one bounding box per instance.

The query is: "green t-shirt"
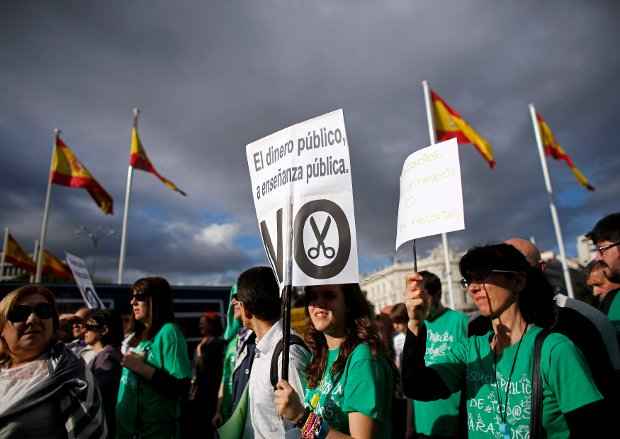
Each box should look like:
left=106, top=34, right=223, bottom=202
left=304, top=343, right=393, bottom=438
left=433, top=325, right=602, bottom=439
left=414, top=308, right=468, bottom=437
left=116, top=323, right=192, bottom=439
left=220, top=335, right=238, bottom=420
left=607, top=291, right=620, bottom=326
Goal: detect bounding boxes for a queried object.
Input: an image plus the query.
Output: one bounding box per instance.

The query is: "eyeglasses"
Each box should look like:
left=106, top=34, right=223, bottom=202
left=130, top=292, right=148, bottom=302
left=596, top=241, right=620, bottom=256
left=460, top=269, right=520, bottom=289
left=8, top=303, right=54, bottom=323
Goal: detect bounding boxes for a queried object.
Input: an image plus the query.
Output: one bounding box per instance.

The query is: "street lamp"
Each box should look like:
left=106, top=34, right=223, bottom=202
left=74, top=225, right=115, bottom=279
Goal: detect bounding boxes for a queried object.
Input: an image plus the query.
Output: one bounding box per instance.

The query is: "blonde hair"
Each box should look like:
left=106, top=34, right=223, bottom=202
left=0, top=285, right=59, bottom=366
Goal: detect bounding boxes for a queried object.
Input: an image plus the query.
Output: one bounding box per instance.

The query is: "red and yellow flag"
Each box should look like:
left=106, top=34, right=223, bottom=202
left=431, top=90, right=496, bottom=168
left=51, top=137, right=114, bottom=214
left=41, top=249, right=73, bottom=280
left=4, top=234, right=36, bottom=273
left=536, top=113, right=594, bottom=191
left=130, top=128, right=187, bottom=196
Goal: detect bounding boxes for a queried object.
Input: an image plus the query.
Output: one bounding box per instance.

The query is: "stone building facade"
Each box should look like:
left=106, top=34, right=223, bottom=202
left=361, top=244, right=473, bottom=313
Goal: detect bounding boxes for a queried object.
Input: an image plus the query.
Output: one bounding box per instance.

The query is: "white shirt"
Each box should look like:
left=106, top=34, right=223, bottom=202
left=243, top=320, right=310, bottom=439
left=79, top=345, right=97, bottom=365
left=555, top=293, right=620, bottom=370
left=393, top=332, right=406, bottom=369
left=0, top=358, right=49, bottom=413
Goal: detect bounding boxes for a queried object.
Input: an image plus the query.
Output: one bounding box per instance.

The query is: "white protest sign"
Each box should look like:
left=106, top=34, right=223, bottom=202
left=246, top=109, right=358, bottom=288
left=65, top=252, right=105, bottom=309
left=396, top=138, right=465, bottom=250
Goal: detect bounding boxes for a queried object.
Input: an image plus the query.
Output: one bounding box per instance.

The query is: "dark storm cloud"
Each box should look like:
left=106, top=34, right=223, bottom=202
left=1, top=1, right=619, bottom=284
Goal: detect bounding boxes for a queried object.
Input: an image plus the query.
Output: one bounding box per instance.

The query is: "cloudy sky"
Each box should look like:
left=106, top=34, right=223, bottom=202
left=1, top=1, right=618, bottom=285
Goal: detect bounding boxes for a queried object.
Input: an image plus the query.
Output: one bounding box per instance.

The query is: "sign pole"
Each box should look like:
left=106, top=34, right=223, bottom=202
left=412, top=240, right=418, bottom=272
left=281, top=202, right=294, bottom=382
left=422, top=80, right=455, bottom=308
left=281, top=284, right=292, bottom=381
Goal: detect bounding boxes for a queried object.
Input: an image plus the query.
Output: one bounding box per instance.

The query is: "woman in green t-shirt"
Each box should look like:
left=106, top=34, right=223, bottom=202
left=402, top=244, right=607, bottom=439
left=116, top=277, right=192, bottom=439
left=274, top=283, right=395, bottom=439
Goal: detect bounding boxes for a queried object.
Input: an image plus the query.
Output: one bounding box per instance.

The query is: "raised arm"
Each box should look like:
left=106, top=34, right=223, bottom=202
left=401, top=273, right=457, bottom=401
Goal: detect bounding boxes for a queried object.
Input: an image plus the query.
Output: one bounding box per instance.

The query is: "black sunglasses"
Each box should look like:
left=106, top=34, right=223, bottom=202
left=84, top=323, right=102, bottom=332
left=460, top=269, right=520, bottom=289
left=131, top=292, right=148, bottom=302
left=8, top=303, right=54, bottom=323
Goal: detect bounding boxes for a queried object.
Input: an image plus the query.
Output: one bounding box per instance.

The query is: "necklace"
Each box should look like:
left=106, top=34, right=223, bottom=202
left=492, top=324, right=529, bottom=439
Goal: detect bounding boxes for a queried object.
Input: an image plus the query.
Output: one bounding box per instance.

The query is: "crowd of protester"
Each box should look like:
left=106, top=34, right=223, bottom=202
left=1, top=212, right=619, bottom=438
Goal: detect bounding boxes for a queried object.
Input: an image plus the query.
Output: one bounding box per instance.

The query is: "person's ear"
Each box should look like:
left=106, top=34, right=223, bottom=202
left=242, top=307, right=253, bottom=320
left=101, top=325, right=109, bottom=336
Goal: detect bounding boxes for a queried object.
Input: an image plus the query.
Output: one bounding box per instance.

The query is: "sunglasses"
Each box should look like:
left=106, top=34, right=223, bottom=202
left=130, top=292, right=148, bottom=302
left=460, top=269, right=520, bottom=289
left=8, top=303, right=54, bottom=323
left=84, top=323, right=102, bottom=332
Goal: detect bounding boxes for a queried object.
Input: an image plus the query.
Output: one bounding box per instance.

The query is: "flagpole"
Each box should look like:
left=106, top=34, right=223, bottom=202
left=30, top=240, right=39, bottom=283
left=1, top=228, right=8, bottom=281
left=118, top=108, right=139, bottom=284
left=35, top=129, right=58, bottom=283
left=529, top=104, right=574, bottom=298
left=422, top=80, right=456, bottom=309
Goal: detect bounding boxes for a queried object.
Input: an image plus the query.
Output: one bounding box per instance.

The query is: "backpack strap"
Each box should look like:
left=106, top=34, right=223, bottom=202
left=270, top=334, right=308, bottom=389
left=529, top=328, right=551, bottom=439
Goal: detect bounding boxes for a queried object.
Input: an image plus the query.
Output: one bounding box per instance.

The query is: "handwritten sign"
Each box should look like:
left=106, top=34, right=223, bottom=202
left=396, top=138, right=465, bottom=250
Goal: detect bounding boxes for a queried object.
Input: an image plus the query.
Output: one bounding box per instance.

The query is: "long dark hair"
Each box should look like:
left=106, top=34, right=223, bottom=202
left=128, top=277, right=176, bottom=346
left=459, top=244, right=556, bottom=327
left=374, top=313, right=396, bottom=363
left=304, top=283, right=389, bottom=388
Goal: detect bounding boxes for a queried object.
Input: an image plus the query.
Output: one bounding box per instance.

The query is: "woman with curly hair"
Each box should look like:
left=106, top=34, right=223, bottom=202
left=402, top=244, right=605, bottom=438
left=274, top=283, right=395, bottom=439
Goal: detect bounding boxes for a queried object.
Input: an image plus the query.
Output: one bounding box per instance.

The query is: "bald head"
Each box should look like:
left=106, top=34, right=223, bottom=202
left=505, top=238, right=542, bottom=269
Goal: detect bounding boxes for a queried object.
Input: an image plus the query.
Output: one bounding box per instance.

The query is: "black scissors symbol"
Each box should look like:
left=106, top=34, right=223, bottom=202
left=307, top=215, right=336, bottom=260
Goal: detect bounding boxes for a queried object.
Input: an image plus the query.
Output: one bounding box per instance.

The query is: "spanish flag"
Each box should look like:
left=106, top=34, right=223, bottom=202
left=41, top=249, right=73, bottom=280
left=536, top=113, right=594, bottom=191
left=431, top=90, right=496, bottom=168
left=51, top=137, right=114, bottom=214
left=130, top=127, right=187, bottom=196
left=4, top=234, right=36, bottom=273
